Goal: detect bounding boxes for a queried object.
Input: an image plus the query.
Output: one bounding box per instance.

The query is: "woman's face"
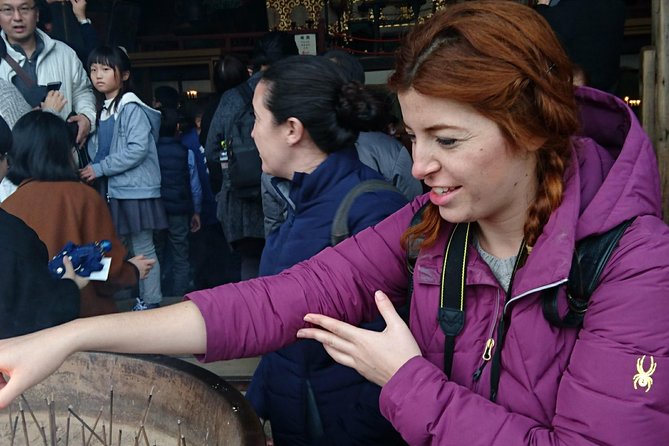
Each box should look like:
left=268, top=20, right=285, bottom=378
left=399, top=88, right=538, bottom=230
left=251, top=80, right=292, bottom=178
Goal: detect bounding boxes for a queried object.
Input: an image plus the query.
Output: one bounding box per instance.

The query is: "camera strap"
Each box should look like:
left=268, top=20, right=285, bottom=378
left=3, top=55, right=35, bottom=88
left=438, top=222, right=471, bottom=378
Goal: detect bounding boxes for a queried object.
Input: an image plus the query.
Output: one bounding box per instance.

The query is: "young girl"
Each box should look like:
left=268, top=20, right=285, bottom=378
left=80, top=46, right=166, bottom=310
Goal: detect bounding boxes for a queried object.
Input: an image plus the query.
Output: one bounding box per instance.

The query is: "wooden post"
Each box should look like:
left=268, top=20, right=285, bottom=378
left=640, top=47, right=656, bottom=139
left=652, top=0, right=669, bottom=221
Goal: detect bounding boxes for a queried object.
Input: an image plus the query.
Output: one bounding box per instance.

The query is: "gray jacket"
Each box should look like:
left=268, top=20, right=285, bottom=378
left=262, top=131, right=422, bottom=235
left=205, top=74, right=264, bottom=243
left=88, top=93, right=162, bottom=199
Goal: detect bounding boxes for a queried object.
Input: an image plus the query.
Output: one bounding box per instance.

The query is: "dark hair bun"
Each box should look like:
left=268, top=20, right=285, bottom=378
left=335, top=81, right=385, bottom=132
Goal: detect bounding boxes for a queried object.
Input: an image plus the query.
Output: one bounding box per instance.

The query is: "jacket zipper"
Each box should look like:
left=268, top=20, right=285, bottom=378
left=472, top=289, right=500, bottom=388
left=503, top=278, right=568, bottom=314
left=488, top=278, right=569, bottom=401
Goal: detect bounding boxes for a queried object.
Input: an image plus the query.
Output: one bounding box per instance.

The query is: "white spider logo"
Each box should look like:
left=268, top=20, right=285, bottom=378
left=633, top=355, right=656, bottom=393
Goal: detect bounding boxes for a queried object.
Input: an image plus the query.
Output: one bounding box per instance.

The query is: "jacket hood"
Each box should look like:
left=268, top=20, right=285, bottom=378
left=572, top=86, right=662, bottom=238
left=509, top=86, right=662, bottom=298
left=118, top=92, right=161, bottom=142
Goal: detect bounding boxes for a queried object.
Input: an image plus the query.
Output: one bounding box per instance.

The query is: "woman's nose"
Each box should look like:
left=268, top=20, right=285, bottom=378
left=411, top=143, right=439, bottom=181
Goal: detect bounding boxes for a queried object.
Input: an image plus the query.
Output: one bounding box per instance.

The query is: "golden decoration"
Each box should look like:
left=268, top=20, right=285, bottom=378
left=633, top=355, right=656, bottom=393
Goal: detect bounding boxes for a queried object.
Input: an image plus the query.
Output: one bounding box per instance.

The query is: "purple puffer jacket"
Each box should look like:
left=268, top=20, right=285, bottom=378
left=187, top=87, right=669, bottom=445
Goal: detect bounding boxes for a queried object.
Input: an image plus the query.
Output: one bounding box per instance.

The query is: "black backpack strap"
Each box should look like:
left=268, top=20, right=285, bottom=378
left=330, top=179, right=402, bottom=246
left=542, top=218, right=635, bottom=328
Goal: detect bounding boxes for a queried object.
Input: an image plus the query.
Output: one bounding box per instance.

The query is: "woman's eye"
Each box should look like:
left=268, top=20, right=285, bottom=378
left=437, top=137, right=457, bottom=147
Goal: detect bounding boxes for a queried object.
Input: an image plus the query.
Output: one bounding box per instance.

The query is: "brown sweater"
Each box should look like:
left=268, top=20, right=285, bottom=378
left=2, top=180, right=138, bottom=316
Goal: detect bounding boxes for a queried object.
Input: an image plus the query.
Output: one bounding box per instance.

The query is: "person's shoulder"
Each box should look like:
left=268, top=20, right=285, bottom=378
left=118, top=92, right=144, bottom=109
left=40, top=31, right=79, bottom=61
left=357, top=131, right=404, bottom=152
left=0, top=208, right=39, bottom=249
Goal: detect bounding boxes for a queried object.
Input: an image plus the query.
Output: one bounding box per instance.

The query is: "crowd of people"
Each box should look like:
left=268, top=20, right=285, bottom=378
left=1, top=0, right=667, bottom=445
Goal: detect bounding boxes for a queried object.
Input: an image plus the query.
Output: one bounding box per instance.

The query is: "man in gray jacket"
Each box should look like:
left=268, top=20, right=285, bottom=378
left=0, top=0, right=95, bottom=144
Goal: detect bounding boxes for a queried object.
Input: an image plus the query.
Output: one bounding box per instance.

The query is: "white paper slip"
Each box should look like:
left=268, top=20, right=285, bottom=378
left=88, top=257, right=111, bottom=281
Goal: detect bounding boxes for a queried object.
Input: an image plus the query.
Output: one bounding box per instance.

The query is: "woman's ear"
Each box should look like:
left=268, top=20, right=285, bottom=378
left=285, top=117, right=304, bottom=146
left=526, top=135, right=547, bottom=153
left=121, top=71, right=130, bottom=82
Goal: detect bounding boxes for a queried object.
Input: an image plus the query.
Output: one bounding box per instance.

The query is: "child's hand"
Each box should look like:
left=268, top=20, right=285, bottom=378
left=79, top=165, right=96, bottom=182
left=128, top=255, right=156, bottom=280
left=190, top=214, right=201, bottom=233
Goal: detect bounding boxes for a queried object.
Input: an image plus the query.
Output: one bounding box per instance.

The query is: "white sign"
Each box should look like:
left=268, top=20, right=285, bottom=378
left=295, top=34, right=317, bottom=55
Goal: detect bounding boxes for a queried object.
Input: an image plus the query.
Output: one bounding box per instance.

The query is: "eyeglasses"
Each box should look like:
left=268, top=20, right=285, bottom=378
left=0, top=5, right=36, bottom=17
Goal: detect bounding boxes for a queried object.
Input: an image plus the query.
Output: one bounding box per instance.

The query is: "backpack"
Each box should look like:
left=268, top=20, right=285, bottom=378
left=405, top=202, right=634, bottom=400
left=225, top=83, right=262, bottom=200
left=330, top=179, right=402, bottom=246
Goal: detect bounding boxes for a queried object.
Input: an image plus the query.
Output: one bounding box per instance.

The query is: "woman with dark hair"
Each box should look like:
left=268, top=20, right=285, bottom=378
left=0, top=3, right=668, bottom=445
left=246, top=55, right=407, bottom=445
left=1, top=111, right=154, bottom=317
left=0, top=115, right=86, bottom=339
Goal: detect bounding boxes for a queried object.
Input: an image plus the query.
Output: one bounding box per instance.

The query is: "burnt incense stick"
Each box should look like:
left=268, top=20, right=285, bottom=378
left=67, top=406, right=106, bottom=446
left=102, top=423, right=107, bottom=446
left=108, top=387, right=113, bottom=446
left=65, top=413, right=71, bottom=446
left=140, top=387, right=154, bottom=427
left=40, top=425, right=47, bottom=446
left=84, top=407, right=103, bottom=446
left=20, top=395, right=47, bottom=445
left=19, top=401, right=29, bottom=446
left=140, top=423, right=150, bottom=446
left=117, top=429, right=122, bottom=446
left=176, top=419, right=182, bottom=446
left=81, top=425, right=85, bottom=446
left=10, top=414, right=18, bottom=446
left=47, top=397, right=56, bottom=446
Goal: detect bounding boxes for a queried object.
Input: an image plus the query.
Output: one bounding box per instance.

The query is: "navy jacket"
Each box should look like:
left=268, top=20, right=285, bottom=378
left=0, top=209, right=79, bottom=338
left=249, top=146, right=408, bottom=445
left=156, top=136, right=192, bottom=215
left=180, top=128, right=218, bottom=226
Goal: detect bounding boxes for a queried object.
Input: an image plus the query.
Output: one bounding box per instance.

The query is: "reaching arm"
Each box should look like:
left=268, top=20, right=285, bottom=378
left=0, top=301, right=206, bottom=408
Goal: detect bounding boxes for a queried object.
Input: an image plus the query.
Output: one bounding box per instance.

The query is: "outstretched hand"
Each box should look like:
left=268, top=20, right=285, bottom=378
left=296, top=290, right=421, bottom=386
left=0, top=328, right=74, bottom=408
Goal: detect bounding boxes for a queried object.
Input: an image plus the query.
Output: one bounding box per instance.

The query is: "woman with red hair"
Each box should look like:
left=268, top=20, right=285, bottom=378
left=0, top=2, right=667, bottom=444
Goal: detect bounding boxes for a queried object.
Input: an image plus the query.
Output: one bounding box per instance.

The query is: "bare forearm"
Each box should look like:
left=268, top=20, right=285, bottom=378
left=0, top=302, right=207, bottom=408
left=67, top=301, right=207, bottom=356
